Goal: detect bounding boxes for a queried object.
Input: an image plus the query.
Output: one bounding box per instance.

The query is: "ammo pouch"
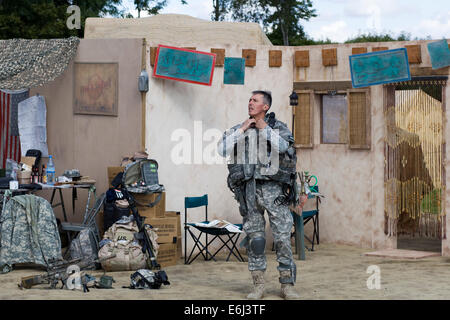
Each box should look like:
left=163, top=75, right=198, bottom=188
left=227, top=164, right=245, bottom=191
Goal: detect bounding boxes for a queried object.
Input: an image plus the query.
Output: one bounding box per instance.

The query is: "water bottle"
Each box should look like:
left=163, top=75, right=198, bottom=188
left=46, top=155, right=55, bottom=185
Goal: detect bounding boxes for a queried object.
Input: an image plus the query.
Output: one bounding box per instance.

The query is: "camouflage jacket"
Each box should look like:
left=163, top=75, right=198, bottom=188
left=0, top=195, right=62, bottom=273
left=217, top=112, right=296, bottom=183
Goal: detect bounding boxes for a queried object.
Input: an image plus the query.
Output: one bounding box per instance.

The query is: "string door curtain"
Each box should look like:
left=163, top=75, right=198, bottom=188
left=384, top=78, right=447, bottom=238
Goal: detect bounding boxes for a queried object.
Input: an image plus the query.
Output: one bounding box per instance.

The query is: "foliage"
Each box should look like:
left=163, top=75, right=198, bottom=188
left=228, top=0, right=317, bottom=46
left=344, top=31, right=412, bottom=43
left=0, top=0, right=123, bottom=39
left=211, top=0, right=230, bottom=21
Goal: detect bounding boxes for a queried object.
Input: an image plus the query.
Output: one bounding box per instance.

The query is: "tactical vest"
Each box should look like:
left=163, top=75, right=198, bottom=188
left=227, top=112, right=297, bottom=191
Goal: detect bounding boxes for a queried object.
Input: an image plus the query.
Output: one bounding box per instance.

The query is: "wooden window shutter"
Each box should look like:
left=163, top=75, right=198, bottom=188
left=347, top=89, right=371, bottom=149
left=293, top=90, right=314, bottom=148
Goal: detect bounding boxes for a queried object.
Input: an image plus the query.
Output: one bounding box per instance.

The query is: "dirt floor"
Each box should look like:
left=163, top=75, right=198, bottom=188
left=2, top=243, right=450, bottom=300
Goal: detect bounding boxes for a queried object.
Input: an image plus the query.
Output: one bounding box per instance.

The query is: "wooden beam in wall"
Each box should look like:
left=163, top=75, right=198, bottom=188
left=294, top=50, right=310, bottom=67
left=242, top=49, right=257, bottom=67
left=410, top=66, right=449, bottom=77
left=405, top=44, right=422, bottom=64
left=269, top=50, right=282, bottom=67
left=294, top=81, right=354, bottom=91
left=211, top=48, right=225, bottom=67
left=372, top=46, right=389, bottom=52
left=141, top=38, right=147, bottom=151
left=150, top=47, right=157, bottom=67
left=322, top=48, right=337, bottom=66
left=352, top=47, right=367, bottom=55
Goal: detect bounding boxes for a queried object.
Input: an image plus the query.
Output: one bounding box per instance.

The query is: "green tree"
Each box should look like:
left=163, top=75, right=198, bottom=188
left=229, top=0, right=317, bottom=46
left=211, top=0, right=230, bottom=21
left=131, top=0, right=187, bottom=18
left=0, top=0, right=123, bottom=39
left=344, top=31, right=412, bottom=43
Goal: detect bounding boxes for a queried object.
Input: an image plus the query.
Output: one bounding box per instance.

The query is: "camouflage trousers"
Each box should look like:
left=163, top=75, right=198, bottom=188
left=242, top=180, right=295, bottom=273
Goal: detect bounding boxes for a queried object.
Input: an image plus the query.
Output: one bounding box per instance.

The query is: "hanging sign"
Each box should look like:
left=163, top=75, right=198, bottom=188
left=427, top=39, right=450, bottom=70
left=224, top=57, right=246, bottom=85
left=349, top=48, right=411, bottom=88
left=153, top=45, right=216, bottom=86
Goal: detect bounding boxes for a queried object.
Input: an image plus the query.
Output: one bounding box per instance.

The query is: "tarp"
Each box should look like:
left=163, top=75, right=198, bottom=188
left=0, top=37, right=79, bottom=90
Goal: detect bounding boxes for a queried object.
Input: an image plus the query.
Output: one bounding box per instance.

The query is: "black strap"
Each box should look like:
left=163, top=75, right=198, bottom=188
left=132, top=192, right=162, bottom=208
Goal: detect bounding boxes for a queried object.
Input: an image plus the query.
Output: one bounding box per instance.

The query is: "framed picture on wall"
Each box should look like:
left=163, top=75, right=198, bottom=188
left=74, top=62, right=118, bottom=116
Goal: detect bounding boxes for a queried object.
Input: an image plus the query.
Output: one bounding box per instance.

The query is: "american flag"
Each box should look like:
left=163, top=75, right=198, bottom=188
left=0, top=89, right=29, bottom=169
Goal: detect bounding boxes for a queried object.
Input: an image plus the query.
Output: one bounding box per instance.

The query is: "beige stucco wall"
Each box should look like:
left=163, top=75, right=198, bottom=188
left=145, top=39, right=449, bottom=255
left=145, top=43, right=293, bottom=253
left=29, top=38, right=143, bottom=226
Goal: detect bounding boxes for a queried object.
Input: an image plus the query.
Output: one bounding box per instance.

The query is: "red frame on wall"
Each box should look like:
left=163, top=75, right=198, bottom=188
left=152, top=45, right=217, bottom=86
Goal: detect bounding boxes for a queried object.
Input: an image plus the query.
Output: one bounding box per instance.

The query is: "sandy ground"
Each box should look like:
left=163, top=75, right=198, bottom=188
left=2, top=243, right=450, bottom=300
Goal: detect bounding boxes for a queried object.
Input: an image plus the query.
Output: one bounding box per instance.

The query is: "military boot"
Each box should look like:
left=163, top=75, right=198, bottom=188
left=247, top=270, right=265, bottom=299
left=279, top=270, right=300, bottom=300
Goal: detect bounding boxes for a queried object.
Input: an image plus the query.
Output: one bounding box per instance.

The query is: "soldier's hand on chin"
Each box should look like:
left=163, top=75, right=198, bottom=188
left=240, top=118, right=257, bottom=132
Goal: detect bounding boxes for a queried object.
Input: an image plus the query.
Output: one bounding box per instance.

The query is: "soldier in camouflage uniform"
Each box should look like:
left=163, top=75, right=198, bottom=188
left=218, top=91, right=299, bottom=300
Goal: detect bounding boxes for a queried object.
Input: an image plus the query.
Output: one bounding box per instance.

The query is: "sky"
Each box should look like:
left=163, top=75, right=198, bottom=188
left=118, top=0, right=450, bottom=43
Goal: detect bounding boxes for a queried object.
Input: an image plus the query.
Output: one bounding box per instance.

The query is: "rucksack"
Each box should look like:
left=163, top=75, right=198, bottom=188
left=98, top=218, right=159, bottom=272
left=68, top=227, right=99, bottom=270
left=123, top=159, right=163, bottom=193
left=113, top=159, right=165, bottom=208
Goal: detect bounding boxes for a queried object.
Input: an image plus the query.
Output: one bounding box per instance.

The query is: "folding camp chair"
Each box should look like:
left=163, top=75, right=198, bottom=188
left=302, top=186, right=321, bottom=251
left=184, top=194, right=245, bottom=264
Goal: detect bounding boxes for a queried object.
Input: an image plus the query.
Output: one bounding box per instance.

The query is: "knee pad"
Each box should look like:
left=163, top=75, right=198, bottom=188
left=249, top=236, right=266, bottom=255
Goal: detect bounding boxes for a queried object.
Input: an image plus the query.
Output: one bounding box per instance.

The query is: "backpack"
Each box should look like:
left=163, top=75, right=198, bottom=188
left=122, top=159, right=163, bottom=193
left=98, top=219, right=159, bottom=272
left=68, top=227, right=99, bottom=270
left=113, top=159, right=165, bottom=208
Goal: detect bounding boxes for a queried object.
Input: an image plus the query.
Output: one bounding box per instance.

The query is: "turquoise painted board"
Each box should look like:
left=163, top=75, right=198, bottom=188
left=427, top=39, right=450, bottom=70
left=349, top=48, right=411, bottom=88
left=224, top=57, right=245, bottom=85
left=153, top=45, right=216, bottom=86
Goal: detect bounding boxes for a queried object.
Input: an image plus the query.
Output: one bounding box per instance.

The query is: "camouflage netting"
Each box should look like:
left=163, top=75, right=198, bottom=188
left=0, top=36, right=79, bottom=90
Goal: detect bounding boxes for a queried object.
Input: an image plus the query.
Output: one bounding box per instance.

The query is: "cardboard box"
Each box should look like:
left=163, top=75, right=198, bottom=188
left=176, top=237, right=182, bottom=259
left=165, top=211, right=181, bottom=237
left=157, top=243, right=178, bottom=268
left=148, top=216, right=178, bottom=244
left=135, top=192, right=165, bottom=218
left=20, top=156, right=36, bottom=168
left=107, top=166, right=124, bottom=186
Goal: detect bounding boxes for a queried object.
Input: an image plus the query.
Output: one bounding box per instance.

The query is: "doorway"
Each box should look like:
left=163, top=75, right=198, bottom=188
left=384, top=77, right=447, bottom=252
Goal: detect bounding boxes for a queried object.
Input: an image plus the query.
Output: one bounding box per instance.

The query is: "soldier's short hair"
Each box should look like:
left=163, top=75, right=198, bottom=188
left=252, top=90, right=272, bottom=108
